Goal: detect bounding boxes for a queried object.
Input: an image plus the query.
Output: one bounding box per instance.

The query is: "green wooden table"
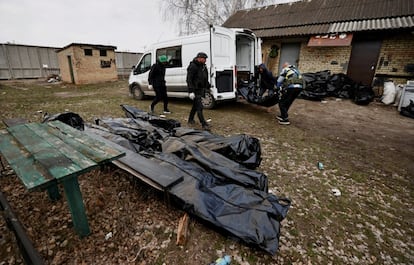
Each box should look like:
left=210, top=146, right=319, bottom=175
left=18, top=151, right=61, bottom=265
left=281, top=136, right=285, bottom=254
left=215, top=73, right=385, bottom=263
left=0, top=120, right=125, bottom=237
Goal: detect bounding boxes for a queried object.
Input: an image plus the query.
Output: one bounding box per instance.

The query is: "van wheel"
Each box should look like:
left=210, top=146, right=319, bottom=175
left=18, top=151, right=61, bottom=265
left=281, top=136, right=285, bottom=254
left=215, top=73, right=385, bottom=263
left=132, top=84, right=145, bottom=100
left=202, top=92, right=216, bottom=109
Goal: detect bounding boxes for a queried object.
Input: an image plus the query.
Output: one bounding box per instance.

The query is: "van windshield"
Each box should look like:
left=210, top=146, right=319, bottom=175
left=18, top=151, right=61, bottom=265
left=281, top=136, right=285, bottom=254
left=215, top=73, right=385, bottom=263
left=136, top=53, right=152, bottom=74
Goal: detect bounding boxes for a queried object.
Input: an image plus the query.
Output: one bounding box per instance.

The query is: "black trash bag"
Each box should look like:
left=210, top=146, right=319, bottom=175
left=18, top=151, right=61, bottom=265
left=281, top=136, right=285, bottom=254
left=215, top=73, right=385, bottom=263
left=298, top=89, right=327, bottom=101
left=317, top=70, right=331, bottom=81
left=400, top=100, right=414, bottom=119
left=102, top=105, right=264, bottom=169
left=121, top=104, right=181, bottom=132
left=85, top=124, right=290, bottom=254
left=354, top=84, right=375, bottom=105
left=162, top=137, right=267, bottom=191
left=95, top=118, right=166, bottom=152
left=300, top=70, right=332, bottom=100
left=327, top=73, right=356, bottom=98
left=237, top=82, right=279, bottom=107
left=301, top=72, right=316, bottom=84
left=42, top=112, right=84, bottom=130
left=174, top=127, right=262, bottom=169
left=158, top=148, right=290, bottom=254
left=336, top=84, right=354, bottom=99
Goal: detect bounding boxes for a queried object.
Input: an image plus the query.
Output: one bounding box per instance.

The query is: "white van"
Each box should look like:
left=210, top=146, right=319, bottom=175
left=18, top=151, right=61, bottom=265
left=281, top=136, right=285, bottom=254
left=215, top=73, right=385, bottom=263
left=128, top=25, right=261, bottom=109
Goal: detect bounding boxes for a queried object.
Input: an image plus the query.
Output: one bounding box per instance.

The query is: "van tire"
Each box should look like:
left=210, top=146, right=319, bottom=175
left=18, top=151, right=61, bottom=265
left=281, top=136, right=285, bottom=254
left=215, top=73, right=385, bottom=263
left=202, top=92, right=216, bottom=109
left=131, top=84, right=145, bottom=100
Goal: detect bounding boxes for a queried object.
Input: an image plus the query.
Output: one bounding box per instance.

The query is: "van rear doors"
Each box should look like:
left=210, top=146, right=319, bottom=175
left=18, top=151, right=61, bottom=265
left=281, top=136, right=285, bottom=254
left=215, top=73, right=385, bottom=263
left=210, top=26, right=237, bottom=102
left=209, top=26, right=259, bottom=104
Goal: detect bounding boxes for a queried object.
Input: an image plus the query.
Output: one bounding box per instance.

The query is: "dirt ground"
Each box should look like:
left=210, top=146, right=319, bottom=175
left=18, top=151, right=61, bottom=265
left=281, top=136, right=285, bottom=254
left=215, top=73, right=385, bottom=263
left=0, top=80, right=413, bottom=264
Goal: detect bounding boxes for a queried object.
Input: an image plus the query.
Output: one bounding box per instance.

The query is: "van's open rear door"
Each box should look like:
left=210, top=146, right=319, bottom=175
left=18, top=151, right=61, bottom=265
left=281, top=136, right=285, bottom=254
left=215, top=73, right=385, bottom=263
left=210, top=25, right=237, bottom=100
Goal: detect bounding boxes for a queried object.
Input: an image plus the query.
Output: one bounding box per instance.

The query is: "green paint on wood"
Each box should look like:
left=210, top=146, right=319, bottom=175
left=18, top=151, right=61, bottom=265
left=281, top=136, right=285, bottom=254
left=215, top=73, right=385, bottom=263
left=61, top=176, right=90, bottom=237
left=0, top=121, right=125, bottom=236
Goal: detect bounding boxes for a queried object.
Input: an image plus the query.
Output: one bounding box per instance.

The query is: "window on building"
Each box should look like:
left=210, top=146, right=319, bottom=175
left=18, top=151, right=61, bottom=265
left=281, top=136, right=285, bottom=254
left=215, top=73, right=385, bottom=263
left=84, top=49, right=93, bottom=56
left=100, top=49, right=107, bottom=56
left=156, top=46, right=182, bottom=68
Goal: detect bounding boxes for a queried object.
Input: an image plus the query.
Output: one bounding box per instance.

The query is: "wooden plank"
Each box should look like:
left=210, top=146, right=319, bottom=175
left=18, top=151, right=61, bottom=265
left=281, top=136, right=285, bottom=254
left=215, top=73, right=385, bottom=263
left=176, top=213, right=190, bottom=245
left=7, top=124, right=86, bottom=180
left=0, top=130, right=52, bottom=191
left=48, top=121, right=125, bottom=164
left=84, top=128, right=184, bottom=189
left=26, top=123, right=98, bottom=176
left=2, top=118, right=29, bottom=128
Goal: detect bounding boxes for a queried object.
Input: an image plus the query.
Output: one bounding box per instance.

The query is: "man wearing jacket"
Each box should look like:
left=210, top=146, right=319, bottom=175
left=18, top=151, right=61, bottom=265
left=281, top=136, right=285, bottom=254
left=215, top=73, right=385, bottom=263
left=276, top=62, right=304, bottom=125
left=186, top=52, right=210, bottom=130
left=148, top=54, right=171, bottom=114
left=257, top=63, right=277, bottom=97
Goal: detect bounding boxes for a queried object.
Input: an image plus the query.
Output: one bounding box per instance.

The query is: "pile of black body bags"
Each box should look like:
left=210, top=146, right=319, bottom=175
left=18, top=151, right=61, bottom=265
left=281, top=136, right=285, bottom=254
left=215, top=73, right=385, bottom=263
left=300, top=70, right=375, bottom=105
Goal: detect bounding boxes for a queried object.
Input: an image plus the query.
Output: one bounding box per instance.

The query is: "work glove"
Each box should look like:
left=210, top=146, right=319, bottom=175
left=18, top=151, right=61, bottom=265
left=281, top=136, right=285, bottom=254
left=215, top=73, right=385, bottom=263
left=189, top=92, right=195, bottom=100
left=148, top=85, right=153, bottom=90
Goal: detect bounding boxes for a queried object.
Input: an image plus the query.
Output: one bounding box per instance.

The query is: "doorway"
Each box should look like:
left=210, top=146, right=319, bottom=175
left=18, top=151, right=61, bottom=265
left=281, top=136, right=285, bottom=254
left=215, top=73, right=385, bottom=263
left=278, top=43, right=301, bottom=72
left=67, top=55, right=75, bottom=84
left=347, top=40, right=382, bottom=86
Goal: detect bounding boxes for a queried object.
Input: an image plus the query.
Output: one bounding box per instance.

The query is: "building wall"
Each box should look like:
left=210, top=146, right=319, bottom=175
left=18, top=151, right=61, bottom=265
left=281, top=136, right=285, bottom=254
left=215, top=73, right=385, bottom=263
left=57, top=47, right=73, bottom=83
left=299, top=44, right=352, bottom=74
left=261, top=40, right=351, bottom=75
left=260, top=40, right=282, bottom=74
left=375, top=32, right=414, bottom=84
left=57, top=45, right=118, bottom=84
left=261, top=32, right=414, bottom=85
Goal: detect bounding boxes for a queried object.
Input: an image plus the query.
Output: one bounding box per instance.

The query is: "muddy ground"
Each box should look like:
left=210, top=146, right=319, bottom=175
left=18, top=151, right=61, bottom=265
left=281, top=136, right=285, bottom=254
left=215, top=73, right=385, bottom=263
left=0, top=80, right=413, bottom=264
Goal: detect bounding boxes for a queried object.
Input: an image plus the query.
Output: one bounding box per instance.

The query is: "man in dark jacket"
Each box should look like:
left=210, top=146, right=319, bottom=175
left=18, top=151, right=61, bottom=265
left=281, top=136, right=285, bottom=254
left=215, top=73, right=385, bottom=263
left=186, top=52, right=210, bottom=130
left=148, top=55, right=170, bottom=114
left=257, top=63, right=276, bottom=97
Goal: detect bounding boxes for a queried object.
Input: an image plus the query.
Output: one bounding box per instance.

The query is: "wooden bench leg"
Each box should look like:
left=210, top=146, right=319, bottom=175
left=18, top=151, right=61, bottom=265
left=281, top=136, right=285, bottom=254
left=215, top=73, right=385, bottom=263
left=61, top=177, right=90, bottom=237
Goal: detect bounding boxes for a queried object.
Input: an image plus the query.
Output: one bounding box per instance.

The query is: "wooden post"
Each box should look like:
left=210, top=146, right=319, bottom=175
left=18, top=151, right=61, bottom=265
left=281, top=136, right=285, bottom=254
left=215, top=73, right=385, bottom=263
left=61, top=176, right=90, bottom=237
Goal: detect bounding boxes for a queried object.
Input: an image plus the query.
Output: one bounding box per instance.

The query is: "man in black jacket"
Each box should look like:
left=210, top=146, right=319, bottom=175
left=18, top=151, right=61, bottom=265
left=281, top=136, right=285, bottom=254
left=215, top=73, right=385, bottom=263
left=148, top=55, right=170, bottom=114
left=257, top=63, right=276, bottom=97
left=186, top=52, right=210, bottom=130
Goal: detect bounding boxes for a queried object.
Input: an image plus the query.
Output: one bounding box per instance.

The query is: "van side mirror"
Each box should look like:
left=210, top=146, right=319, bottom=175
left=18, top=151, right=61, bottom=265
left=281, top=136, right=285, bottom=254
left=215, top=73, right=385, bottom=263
left=132, top=65, right=140, bottom=75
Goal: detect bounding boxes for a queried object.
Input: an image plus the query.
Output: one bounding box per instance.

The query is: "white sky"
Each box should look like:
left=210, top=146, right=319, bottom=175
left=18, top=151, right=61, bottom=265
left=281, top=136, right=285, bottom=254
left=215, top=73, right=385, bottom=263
left=0, top=0, right=178, bottom=52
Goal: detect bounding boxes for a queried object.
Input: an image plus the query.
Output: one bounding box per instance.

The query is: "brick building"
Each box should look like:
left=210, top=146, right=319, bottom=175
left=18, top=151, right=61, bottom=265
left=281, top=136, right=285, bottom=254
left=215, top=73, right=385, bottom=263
left=223, top=0, right=414, bottom=86
left=57, top=43, right=118, bottom=84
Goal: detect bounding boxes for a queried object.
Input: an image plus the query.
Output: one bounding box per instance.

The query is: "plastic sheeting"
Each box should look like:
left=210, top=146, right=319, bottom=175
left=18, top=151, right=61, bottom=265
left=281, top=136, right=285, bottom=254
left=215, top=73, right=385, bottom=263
left=83, top=105, right=290, bottom=255
left=121, top=105, right=262, bottom=169
left=42, top=112, right=85, bottom=130
left=237, top=82, right=280, bottom=107
left=301, top=70, right=375, bottom=105
left=400, top=99, right=414, bottom=119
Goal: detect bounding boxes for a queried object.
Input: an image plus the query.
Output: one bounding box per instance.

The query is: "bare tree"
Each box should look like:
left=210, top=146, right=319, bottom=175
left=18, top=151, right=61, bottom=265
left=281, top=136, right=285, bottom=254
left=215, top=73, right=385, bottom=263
left=160, top=0, right=289, bottom=36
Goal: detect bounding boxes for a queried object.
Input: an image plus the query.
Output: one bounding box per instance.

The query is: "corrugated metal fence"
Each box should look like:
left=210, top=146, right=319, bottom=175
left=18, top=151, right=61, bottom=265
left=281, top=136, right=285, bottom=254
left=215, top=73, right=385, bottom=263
left=0, top=43, right=142, bottom=80
left=0, top=44, right=60, bottom=79
left=115, top=52, right=141, bottom=78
